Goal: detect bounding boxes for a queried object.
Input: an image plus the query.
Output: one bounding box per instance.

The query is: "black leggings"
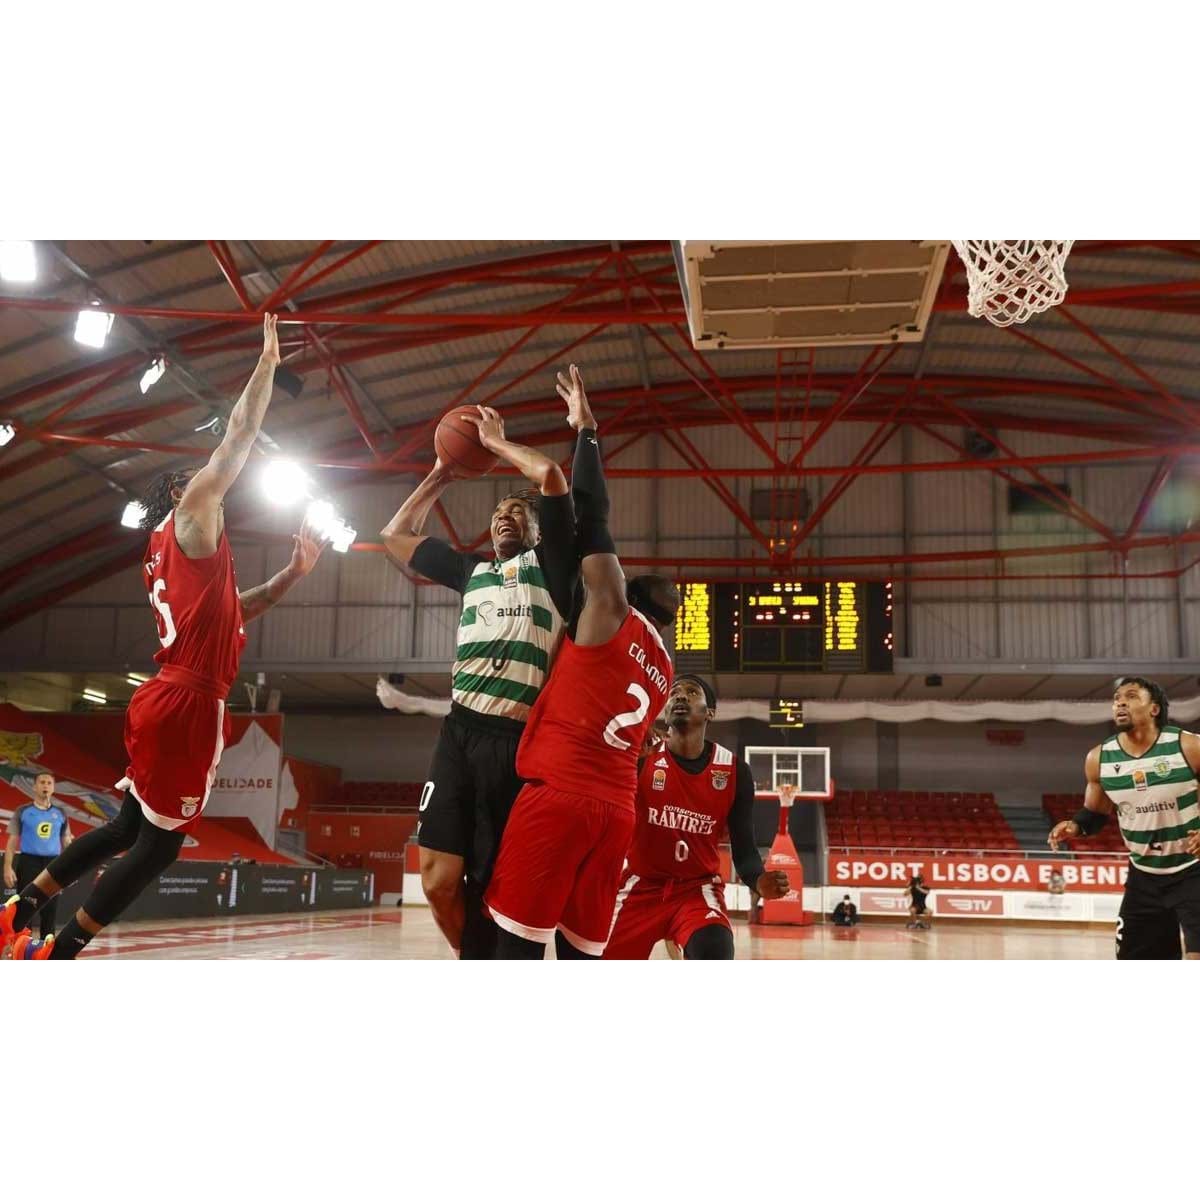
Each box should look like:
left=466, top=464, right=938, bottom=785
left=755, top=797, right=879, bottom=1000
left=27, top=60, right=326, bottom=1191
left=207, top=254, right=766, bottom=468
left=44, top=795, right=185, bottom=927
left=683, top=923, right=735, bottom=960
left=15, top=854, right=58, bottom=937
left=493, top=928, right=601, bottom=960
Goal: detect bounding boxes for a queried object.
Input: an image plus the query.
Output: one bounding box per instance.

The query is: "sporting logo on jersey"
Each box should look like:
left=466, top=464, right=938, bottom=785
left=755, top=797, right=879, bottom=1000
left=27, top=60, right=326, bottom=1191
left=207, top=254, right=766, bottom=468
left=1154, top=758, right=1171, bottom=778
left=180, top=796, right=200, bottom=818
left=652, top=768, right=667, bottom=792
left=1132, top=769, right=1148, bottom=792
left=655, top=757, right=669, bottom=767
left=502, top=563, right=519, bottom=590
left=711, top=769, right=730, bottom=791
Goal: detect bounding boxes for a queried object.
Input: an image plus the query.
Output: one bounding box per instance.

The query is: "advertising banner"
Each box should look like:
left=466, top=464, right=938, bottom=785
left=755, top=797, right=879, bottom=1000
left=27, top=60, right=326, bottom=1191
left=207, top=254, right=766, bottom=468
left=828, top=852, right=1127, bottom=893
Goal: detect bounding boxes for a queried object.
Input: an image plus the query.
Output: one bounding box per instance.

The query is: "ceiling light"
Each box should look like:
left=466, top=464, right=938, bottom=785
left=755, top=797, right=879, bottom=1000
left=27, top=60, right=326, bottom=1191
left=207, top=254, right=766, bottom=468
left=121, top=500, right=147, bottom=528
left=139, top=356, right=166, bottom=394
left=82, top=688, right=106, bottom=704
left=126, top=673, right=149, bottom=686
left=75, top=307, right=115, bottom=349
left=305, top=498, right=356, bottom=553
left=261, top=458, right=311, bottom=505
left=0, top=240, right=36, bottom=282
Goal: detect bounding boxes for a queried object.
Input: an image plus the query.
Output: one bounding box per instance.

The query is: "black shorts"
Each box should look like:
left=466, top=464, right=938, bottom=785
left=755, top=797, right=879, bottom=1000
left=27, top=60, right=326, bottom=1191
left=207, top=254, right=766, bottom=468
left=1116, top=862, right=1200, bottom=960
left=910, top=893, right=928, bottom=913
left=416, top=706, right=524, bottom=887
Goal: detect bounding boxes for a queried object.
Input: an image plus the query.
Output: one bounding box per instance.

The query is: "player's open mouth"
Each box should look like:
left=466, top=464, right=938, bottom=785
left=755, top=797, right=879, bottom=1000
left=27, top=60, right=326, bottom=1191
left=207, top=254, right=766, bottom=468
left=495, top=521, right=516, bottom=536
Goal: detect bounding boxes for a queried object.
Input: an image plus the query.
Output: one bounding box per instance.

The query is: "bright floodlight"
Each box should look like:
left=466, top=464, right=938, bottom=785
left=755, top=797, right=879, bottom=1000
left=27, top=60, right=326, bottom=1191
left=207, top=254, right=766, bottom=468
left=0, top=421, right=14, bottom=447
left=121, top=500, right=147, bottom=528
left=139, top=357, right=166, bottom=394
left=305, top=498, right=356, bottom=553
left=82, top=688, right=106, bottom=704
left=261, top=458, right=311, bottom=505
left=75, top=307, right=115, bottom=349
left=0, top=240, right=36, bottom=282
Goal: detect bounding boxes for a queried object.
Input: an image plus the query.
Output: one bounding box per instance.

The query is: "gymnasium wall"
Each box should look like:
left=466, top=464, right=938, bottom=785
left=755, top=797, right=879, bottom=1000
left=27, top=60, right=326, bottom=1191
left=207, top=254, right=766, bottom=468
left=281, top=712, right=1107, bottom=807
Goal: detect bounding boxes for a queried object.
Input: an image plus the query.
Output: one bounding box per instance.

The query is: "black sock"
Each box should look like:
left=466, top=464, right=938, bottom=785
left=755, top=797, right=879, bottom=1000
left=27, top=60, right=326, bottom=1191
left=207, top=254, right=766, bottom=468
left=49, top=916, right=97, bottom=960
left=13, top=883, right=50, bottom=934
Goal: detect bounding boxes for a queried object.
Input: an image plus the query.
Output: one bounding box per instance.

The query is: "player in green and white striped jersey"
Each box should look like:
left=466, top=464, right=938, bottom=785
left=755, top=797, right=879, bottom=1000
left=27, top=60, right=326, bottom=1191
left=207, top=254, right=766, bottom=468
left=1049, top=676, right=1200, bottom=959
left=381, top=399, right=582, bottom=959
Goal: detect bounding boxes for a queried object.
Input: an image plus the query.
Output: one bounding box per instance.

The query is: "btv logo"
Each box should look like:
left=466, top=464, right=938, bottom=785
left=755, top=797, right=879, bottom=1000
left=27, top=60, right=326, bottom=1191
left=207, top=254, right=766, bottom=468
left=936, top=893, right=1002, bottom=916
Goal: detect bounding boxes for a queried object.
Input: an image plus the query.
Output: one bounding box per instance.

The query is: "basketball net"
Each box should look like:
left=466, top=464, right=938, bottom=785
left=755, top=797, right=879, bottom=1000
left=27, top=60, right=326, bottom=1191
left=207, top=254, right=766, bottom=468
left=951, top=240, right=1074, bottom=327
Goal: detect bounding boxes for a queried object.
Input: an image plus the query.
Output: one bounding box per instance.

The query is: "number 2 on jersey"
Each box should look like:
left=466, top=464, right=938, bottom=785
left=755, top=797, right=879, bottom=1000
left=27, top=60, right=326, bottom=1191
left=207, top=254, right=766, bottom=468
left=150, top=578, right=178, bottom=648
left=603, top=683, right=650, bottom=750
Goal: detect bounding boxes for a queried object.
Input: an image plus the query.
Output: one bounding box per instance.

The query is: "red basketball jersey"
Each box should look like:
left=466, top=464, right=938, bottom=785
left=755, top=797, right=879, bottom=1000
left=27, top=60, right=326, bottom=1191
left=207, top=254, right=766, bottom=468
left=516, top=607, right=673, bottom=809
left=143, top=511, right=246, bottom=692
left=628, top=740, right=739, bottom=882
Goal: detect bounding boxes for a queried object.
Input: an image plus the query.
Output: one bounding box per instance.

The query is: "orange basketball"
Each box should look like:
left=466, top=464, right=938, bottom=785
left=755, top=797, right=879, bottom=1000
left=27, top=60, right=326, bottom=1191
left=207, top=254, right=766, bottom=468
left=434, top=405, right=500, bottom=478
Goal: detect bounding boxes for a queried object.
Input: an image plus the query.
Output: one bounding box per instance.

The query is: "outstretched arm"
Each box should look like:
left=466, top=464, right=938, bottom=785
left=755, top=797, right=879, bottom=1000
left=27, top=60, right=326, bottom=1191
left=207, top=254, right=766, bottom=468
left=461, top=406, right=568, bottom=497
left=176, top=314, right=281, bottom=556
left=380, top=461, right=455, bottom=565
left=239, top=516, right=331, bottom=622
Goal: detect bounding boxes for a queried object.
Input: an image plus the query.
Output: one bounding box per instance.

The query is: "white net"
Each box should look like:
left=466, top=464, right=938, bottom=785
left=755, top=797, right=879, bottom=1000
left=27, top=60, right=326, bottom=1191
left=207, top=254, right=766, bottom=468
left=951, top=240, right=1074, bottom=327
left=778, top=784, right=797, bottom=809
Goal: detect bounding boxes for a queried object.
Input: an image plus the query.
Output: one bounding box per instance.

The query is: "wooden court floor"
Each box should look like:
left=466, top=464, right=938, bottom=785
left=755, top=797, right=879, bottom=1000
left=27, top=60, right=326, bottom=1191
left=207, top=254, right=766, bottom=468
left=73, top=906, right=1118, bottom=960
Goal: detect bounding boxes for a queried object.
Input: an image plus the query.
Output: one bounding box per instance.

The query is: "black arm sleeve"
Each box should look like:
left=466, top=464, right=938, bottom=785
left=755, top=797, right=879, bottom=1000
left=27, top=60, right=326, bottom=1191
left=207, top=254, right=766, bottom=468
left=408, top=537, right=478, bottom=594
left=571, top=430, right=616, bottom=558
left=533, top=491, right=580, bottom=620
left=727, top=760, right=764, bottom=893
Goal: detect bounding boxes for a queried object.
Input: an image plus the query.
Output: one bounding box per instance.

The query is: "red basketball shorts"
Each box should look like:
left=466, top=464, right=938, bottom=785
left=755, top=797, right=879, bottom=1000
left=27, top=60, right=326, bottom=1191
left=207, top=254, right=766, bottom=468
left=603, top=873, right=731, bottom=959
left=485, top=783, right=636, bottom=956
left=118, top=678, right=229, bottom=834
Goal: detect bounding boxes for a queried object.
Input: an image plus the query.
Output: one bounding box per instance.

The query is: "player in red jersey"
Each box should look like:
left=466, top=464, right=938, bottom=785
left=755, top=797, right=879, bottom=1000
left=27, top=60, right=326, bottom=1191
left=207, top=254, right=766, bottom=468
left=604, top=674, right=789, bottom=959
left=485, top=366, right=681, bottom=959
left=2, top=315, right=330, bottom=960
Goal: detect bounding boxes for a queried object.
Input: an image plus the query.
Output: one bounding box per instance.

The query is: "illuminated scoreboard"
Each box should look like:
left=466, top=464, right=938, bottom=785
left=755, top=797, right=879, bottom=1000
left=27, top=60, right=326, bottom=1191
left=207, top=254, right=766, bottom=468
left=673, top=580, right=893, bottom=675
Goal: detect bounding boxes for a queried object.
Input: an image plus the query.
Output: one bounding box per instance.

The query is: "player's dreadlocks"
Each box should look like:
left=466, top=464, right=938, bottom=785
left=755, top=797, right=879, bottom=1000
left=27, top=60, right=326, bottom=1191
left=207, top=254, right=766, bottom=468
left=138, top=468, right=194, bottom=531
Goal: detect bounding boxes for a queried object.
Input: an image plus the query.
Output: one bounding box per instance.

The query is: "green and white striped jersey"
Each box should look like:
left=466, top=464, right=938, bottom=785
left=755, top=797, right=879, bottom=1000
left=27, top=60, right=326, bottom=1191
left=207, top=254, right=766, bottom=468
left=1098, top=724, right=1200, bottom=875
left=452, top=550, right=563, bottom=723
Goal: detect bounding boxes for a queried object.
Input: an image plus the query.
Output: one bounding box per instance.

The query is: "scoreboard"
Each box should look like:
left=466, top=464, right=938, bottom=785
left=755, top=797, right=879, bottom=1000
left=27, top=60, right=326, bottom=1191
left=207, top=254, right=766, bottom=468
left=675, top=580, right=893, bottom=674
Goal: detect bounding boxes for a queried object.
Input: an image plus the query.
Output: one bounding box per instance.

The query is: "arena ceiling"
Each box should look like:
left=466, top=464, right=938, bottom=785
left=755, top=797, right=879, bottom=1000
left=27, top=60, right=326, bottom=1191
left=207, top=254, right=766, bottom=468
left=2, top=239, right=1200, bottom=694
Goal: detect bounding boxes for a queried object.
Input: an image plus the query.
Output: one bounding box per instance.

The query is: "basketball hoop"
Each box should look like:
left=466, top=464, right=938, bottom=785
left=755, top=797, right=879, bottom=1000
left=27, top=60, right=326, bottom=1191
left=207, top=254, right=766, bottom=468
left=778, top=784, right=797, bottom=809
left=951, top=240, right=1075, bottom=327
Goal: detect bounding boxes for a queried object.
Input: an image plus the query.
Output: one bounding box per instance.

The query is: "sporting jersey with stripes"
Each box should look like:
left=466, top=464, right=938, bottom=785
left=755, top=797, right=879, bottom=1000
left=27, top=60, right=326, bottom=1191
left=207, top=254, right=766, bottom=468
left=453, top=550, right=563, bottom=723
left=1098, top=724, right=1200, bottom=875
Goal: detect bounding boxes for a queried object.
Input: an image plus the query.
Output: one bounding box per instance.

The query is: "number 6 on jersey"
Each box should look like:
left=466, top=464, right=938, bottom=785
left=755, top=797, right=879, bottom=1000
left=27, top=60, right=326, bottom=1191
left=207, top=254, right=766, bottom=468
left=603, top=683, right=651, bottom=750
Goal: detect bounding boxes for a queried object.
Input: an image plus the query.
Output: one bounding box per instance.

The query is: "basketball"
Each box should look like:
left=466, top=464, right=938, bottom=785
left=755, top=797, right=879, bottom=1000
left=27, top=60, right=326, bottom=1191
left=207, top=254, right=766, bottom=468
left=433, top=405, right=500, bottom=478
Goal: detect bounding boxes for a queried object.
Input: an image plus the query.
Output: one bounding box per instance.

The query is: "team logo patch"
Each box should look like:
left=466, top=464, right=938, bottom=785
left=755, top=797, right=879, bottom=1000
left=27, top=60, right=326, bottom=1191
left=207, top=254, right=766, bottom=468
left=502, top=563, right=519, bottom=590
left=180, top=797, right=200, bottom=818
left=1132, top=769, right=1148, bottom=792
left=1154, top=758, right=1171, bottom=778
left=652, top=769, right=667, bottom=792
left=1118, top=800, right=1135, bottom=819
left=711, top=769, right=730, bottom=791
left=655, top=756, right=669, bottom=767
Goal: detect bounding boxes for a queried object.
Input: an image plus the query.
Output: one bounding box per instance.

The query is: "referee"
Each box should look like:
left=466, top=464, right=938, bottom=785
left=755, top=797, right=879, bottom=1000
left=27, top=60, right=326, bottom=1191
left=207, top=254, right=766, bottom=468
left=4, top=771, right=73, bottom=939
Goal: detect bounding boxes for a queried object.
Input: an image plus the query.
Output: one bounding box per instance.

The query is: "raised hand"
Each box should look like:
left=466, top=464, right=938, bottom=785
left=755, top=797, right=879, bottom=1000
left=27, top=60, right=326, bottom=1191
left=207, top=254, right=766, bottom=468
left=262, top=313, right=281, bottom=366
left=288, top=515, right=332, bottom=577
left=460, top=404, right=506, bottom=448
left=556, top=363, right=596, bottom=432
